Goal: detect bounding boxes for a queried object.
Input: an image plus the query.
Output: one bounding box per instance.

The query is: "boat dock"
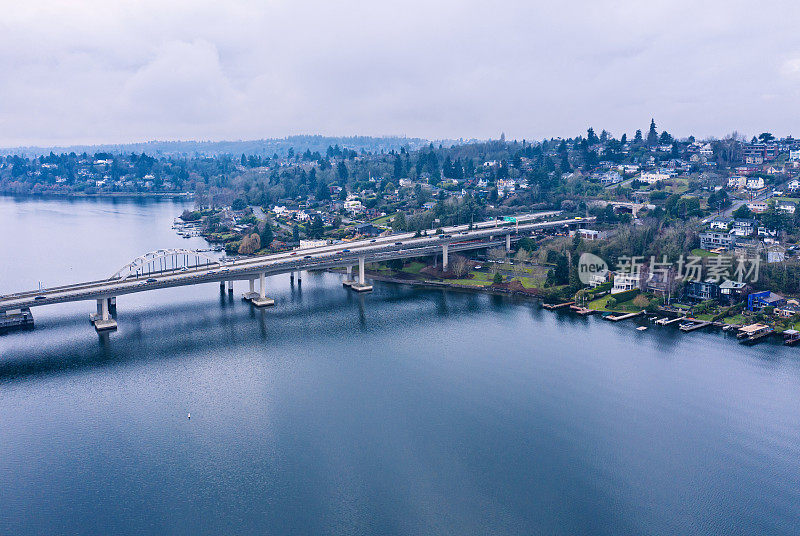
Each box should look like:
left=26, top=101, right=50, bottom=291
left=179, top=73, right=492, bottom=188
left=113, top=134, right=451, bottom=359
left=569, top=305, right=595, bottom=315
left=0, top=308, right=34, bottom=333
left=655, top=316, right=686, bottom=326
left=542, top=301, right=574, bottom=310
left=679, top=320, right=712, bottom=332
left=603, top=311, right=643, bottom=322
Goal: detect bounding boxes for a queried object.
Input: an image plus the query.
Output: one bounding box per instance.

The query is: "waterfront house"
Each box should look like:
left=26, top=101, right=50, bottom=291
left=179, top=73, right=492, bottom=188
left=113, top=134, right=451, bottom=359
left=748, top=291, right=786, bottom=311
left=685, top=279, right=720, bottom=303
left=611, top=273, right=641, bottom=294
left=719, top=280, right=747, bottom=305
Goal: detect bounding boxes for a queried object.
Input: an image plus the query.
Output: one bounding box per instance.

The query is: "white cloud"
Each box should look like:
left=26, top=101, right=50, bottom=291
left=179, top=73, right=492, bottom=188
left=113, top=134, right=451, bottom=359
left=1, top=0, right=800, bottom=146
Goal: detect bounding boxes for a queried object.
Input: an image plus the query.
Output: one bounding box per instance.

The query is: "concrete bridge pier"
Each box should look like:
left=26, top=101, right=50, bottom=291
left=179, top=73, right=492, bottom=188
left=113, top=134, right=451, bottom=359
left=442, top=244, right=449, bottom=271
left=343, top=265, right=356, bottom=287
left=91, top=297, right=117, bottom=331
left=219, top=281, right=226, bottom=292
left=227, top=281, right=234, bottom=294
left=251, top=272, right=275, bottom=307
left=243, top=278, right=258, bottom=301
left=506, top=233, right=512, bottom=252
left=351, top=257, right=372, bottom=292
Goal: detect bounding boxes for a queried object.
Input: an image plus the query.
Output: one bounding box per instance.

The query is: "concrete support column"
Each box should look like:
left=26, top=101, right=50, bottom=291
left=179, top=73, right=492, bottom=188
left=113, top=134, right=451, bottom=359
left=506, top=233, right=511, bottom=252
left=227, top=281, right=234, bottom=294
left=101, top=297, right=109, bottom=321
left=442, top=243, right=449, bottom=271
left=249, top=279, right=255, bottom=293
left=358, top=257, right=365, bottom=285
left=346, top=265, right=352, bottom=279
left=92, top=296, right=117, bottom=331
left=259, top=273, right=266, bottom=299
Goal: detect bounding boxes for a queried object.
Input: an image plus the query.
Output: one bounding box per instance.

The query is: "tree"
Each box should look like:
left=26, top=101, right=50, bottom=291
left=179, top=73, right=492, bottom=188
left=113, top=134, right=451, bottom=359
left=493, top=272, right=503, bottom=284
left=758, top=132, right=775, bottom=143
left=308, top=215, right=325, bottom=239
left=238, top=233, right=260, bottom=255
left=392, top=212, right=407, bottom=232
left=733, top=205, right=753, bottom=220
left=292, top=224, right=300, bottom=243
left=451, top=255, right=470, bottom=277
left=646, top=118, right=658, bottom=146
left=260, top=221, right=273, bottom=249
left=633, top=129, right=643, bottom=144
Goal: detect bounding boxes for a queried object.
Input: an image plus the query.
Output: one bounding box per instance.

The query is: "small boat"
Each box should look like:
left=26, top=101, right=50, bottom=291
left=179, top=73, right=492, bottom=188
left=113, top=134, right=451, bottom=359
left=678, top=322, right=694, bottom=330
left=636, top=326, right=648, bottom=331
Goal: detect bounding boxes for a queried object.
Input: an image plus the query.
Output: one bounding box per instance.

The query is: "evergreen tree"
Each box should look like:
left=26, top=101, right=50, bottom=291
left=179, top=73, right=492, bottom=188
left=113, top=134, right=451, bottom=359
left=646, top=118, right=658, bottom=146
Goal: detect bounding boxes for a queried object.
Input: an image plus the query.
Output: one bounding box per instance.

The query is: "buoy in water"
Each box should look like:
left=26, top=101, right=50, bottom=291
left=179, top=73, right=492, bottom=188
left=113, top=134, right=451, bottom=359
left=188, top=413, right=191, bottom=419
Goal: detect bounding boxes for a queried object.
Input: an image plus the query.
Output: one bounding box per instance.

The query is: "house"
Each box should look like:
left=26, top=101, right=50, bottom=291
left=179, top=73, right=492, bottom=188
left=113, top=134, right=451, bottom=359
left=746, top=177, right=765, bottom=190
left=685, top=279, right=720, bottom=303
left=787, top=179, right=800, bottom=193
left=700, top=231, right=734, bottom=250
left=748, top=291, right=786, bottom=311
left=776, top=200, right=796, bottom=214
left=398, top=178, right=413, bottom=188
left=639, top=171, right=670, bottom=184
left=719, top=280, right=747, bottom=305
left=354, top=223, right=380, bottom=237
left=727, top=175, right=746, bottom=189
left=599, top=170, right=622, bottom=186
left=569, top=229, right=608, bottom=241
left=731, top=219, right=757, bottom=237
left=789, top=150, right=800, bottom=161
left=611, top=273, right=641, bottom=294
left=775, top=300, right=800, bottom=317
left=747, top=201, right=768, bottom=214
left=766, top=244, right=786, bottom=263
left=708, top=217, right=730, bottom=230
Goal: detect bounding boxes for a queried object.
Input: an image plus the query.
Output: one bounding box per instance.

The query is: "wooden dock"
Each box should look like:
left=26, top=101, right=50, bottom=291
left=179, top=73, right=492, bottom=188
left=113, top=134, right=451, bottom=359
left=569, top=305, right=595, bottom=315
left=655, top=316, right=686, bottom=326
left=679, top=320, right=712, bottom=332
left=543, top=301, right=575, bottom=310
left=603, top=311, right=642, bottom=322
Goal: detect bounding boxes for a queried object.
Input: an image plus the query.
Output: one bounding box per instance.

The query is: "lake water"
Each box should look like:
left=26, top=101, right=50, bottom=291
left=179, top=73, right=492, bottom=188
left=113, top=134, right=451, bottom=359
left=1, top=196, right=799, bottom=535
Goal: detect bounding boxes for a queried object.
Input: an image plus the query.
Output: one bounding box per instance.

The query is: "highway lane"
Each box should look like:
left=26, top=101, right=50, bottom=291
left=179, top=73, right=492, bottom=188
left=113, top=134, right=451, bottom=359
left=0, top=214, right=590, bottom=312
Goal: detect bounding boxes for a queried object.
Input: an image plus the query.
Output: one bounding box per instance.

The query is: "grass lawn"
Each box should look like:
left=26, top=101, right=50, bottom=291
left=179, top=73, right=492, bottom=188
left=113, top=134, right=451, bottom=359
left=691, top=248, right=719, bottom=257
left=370, top=213, right=396, bottom=226
left=723, top=314, right=747, bottom=325
left=401, top=261, right=426, bottom=274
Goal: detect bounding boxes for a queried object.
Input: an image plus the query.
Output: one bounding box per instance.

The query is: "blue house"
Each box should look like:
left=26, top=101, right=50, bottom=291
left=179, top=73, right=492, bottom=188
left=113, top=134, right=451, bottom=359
left=747, top=291, right=786, bottom=311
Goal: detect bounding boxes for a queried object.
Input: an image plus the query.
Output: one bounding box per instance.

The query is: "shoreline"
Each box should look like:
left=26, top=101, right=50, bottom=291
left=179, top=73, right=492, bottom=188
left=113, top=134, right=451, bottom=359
left=0, top=192, right=193, bottom=200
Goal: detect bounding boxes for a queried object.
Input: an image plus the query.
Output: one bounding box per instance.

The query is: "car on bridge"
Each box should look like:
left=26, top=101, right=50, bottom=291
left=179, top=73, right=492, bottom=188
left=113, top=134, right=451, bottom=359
left=146, top=278, right=157, bottom=283
left=35, top=295, right=46, bottom=301
left=342, top=249, right=351, bottom=253
left=394, top=242, right=403, bottom=245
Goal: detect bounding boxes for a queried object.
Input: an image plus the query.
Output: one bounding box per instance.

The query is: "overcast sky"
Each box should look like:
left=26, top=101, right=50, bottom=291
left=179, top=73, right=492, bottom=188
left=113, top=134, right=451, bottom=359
left=2, top=0, right=800, bottom=147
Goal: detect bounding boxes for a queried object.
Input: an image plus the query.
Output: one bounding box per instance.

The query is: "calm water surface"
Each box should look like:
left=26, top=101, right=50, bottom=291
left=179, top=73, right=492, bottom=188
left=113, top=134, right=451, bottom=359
left=1, top=196, right=799, bottom=535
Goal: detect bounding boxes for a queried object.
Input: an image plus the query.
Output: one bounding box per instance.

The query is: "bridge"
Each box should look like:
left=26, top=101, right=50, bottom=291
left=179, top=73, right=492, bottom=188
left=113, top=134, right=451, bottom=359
left=0, top=212, right=592, bottom=332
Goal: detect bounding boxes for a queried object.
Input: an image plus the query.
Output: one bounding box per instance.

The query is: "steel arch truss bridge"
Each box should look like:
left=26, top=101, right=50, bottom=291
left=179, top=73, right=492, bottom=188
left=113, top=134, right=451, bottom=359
left=110, top=249, right=221, bottom=280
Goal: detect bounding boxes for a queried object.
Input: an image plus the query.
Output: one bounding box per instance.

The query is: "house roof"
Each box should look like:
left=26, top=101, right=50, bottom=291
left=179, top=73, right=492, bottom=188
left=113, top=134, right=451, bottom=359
left=719, top=280, right=746, bottom=290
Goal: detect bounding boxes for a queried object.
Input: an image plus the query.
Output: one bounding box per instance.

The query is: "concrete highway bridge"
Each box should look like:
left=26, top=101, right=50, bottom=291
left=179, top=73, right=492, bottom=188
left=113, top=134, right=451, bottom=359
left=0, top=212, right=593, bottom=332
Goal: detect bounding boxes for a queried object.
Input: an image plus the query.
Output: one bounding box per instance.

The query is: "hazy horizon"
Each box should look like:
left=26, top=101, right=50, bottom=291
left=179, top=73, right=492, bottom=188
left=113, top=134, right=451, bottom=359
left=3, top=0, right=800, bottom=147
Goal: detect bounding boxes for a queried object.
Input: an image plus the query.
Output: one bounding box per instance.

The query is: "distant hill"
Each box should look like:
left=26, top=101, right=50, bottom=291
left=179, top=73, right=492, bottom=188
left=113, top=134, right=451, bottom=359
left=0, top=135, right=460, bottom=158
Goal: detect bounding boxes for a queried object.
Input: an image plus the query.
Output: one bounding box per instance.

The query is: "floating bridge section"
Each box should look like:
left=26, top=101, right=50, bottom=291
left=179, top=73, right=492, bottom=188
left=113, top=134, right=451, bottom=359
left=0, top=213, right=592, bottom=331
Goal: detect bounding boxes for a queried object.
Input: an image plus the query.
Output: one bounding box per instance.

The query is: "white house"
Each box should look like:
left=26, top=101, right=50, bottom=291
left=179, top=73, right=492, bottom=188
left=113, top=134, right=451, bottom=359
left=776, top=200, right=797, bottom=214
left=727, top=176, right=747, bottom=189
left=787, top=179, right=800, bottom=192
left=746, top=177, right=765, bottom=190
left=638, top=171, right=670, bottom=184
left=612, top=273, right=641, bottom=294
